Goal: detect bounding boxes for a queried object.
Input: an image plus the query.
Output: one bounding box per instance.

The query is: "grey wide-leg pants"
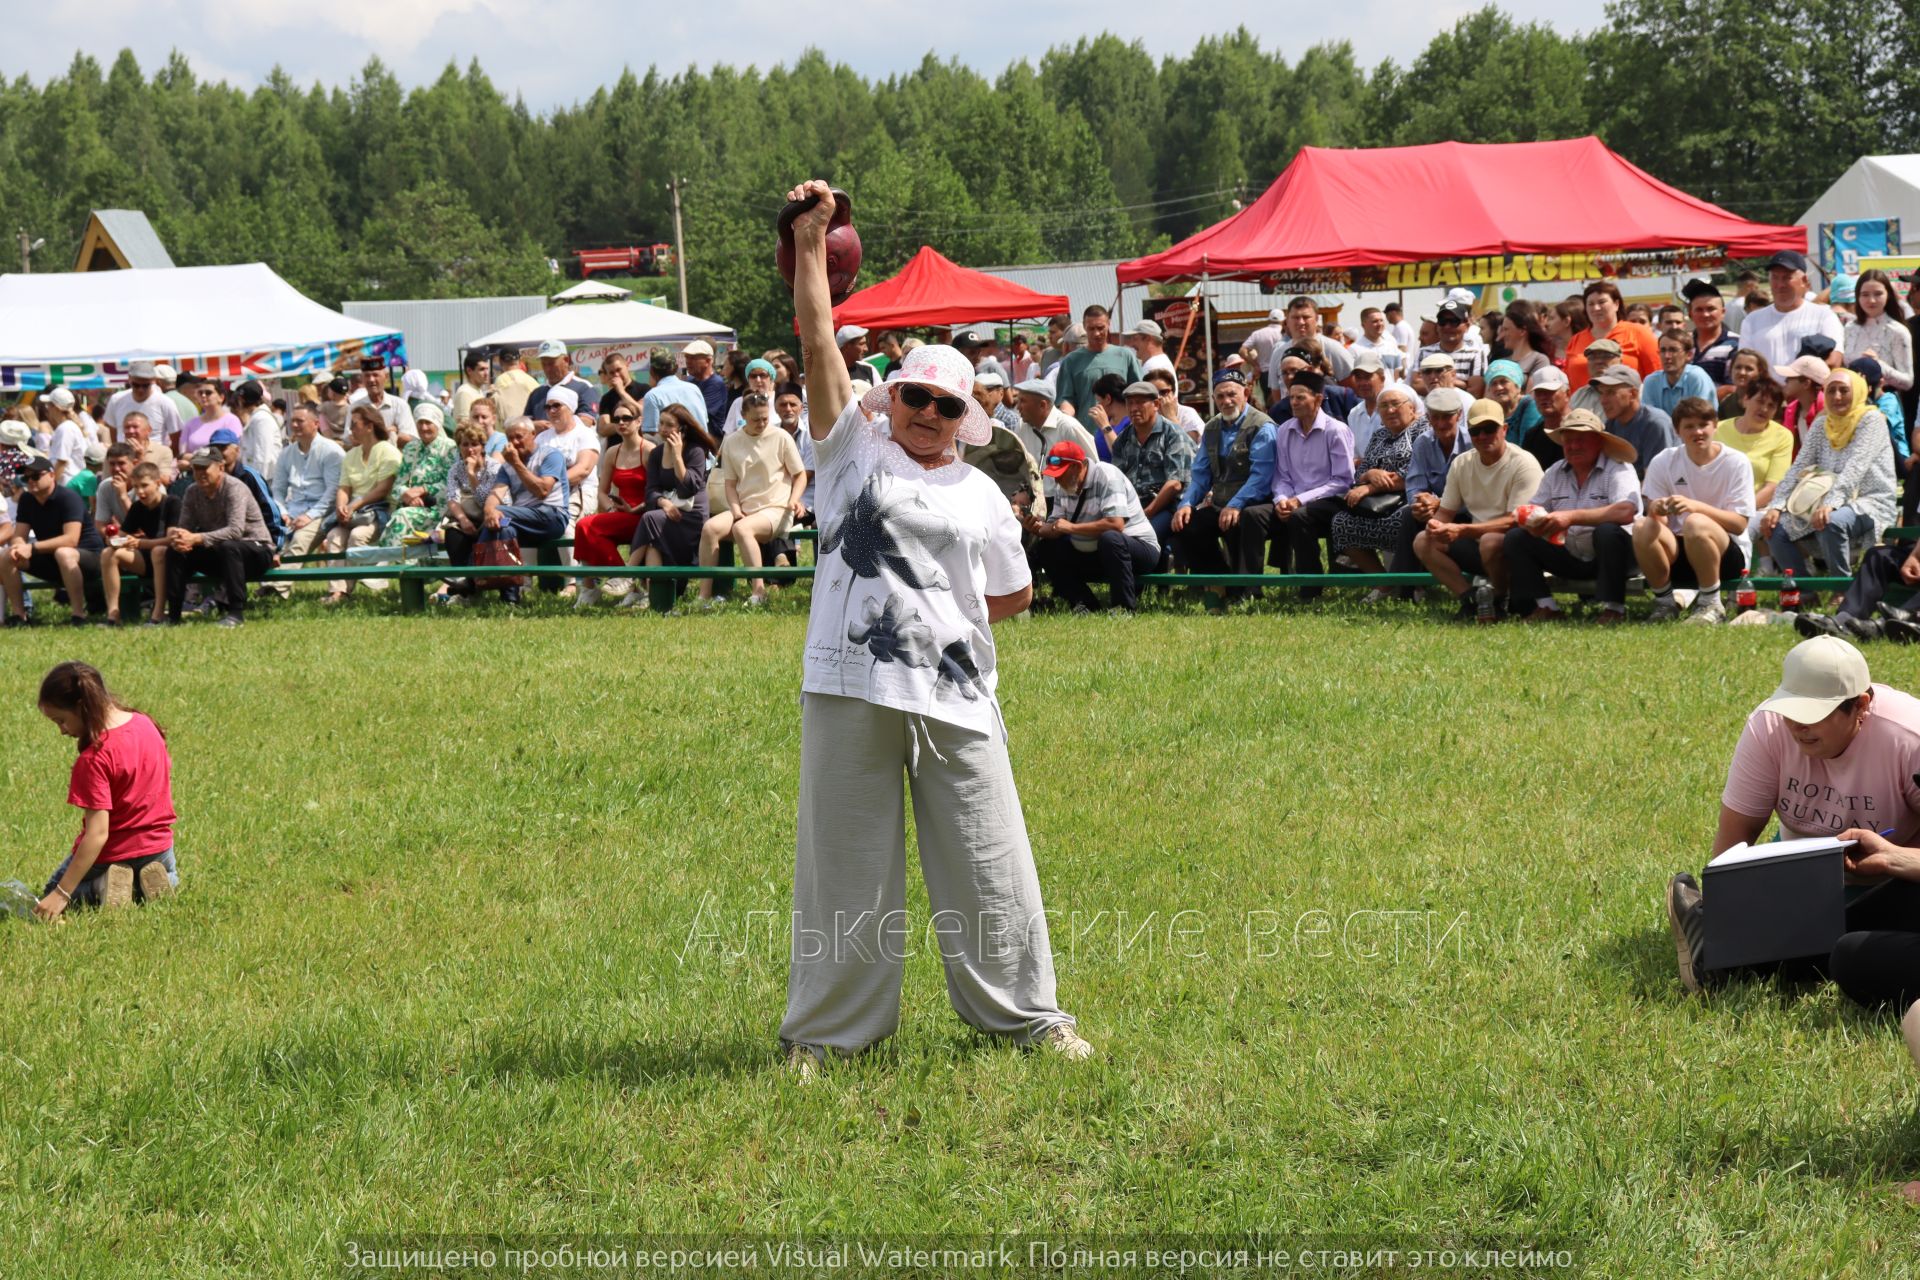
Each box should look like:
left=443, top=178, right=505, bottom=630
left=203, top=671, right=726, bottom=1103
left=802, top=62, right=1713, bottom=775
left=780, top=692, right=1075, bottom=1056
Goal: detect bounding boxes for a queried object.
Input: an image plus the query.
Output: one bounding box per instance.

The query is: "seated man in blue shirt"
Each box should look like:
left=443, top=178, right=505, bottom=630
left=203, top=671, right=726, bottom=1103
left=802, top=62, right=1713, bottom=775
left=1171, top=370, right=1278, bottom=601
left=443, top=416, right=569, bottom=604
left=1386, top=387, right=1471, bottom=590
left=640, top=348, right=711, bottom=437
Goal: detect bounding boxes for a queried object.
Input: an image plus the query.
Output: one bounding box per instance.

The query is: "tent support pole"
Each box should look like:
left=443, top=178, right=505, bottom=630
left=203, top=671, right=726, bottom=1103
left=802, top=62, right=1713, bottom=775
left=1202, top=271, right=1214, bottom=416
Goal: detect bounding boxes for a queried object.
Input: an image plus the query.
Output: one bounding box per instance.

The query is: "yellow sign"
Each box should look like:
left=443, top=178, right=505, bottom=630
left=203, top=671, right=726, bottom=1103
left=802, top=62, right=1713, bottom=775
left=1382, top=254, right=1605, bottom=289
left=1858, top=255, right=1920, bottom=272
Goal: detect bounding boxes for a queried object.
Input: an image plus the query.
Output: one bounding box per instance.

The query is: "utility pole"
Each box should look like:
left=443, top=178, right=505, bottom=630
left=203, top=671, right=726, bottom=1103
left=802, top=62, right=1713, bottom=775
left=19, top=228, right=36, bottom=274
left=666, top=175, right=690, bottom=314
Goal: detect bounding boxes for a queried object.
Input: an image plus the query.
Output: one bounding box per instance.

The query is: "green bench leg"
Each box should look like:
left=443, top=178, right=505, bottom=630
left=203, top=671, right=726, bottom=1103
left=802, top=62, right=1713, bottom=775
left=648, top=575, right=677, bottom=613
left=400, top=576, right=426, bottom=614
left=535, top=543, right=564, bottom=593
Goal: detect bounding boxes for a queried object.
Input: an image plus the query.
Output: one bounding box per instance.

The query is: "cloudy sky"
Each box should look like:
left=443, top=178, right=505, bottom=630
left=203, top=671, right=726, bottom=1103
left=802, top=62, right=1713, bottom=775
left=14, top=1, right=1581, bottom=110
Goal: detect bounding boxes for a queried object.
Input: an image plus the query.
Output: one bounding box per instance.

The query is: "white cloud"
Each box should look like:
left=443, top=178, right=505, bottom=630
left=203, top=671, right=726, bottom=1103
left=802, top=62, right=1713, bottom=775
left=6, top=1, right=1586, bottom=109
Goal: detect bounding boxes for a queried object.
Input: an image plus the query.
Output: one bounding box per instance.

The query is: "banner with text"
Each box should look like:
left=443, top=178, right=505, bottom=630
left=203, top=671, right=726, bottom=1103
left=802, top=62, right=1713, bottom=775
left=1820, top=219, right=1902, bottom=277
left=0, top=332, right=408, bottom=392
left=1258, top=247, right=1730, bottom=295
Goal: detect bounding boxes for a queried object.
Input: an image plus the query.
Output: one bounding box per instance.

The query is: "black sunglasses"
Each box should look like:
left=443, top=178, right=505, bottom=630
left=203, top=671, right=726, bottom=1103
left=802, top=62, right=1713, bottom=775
left=1467, top=423, right=1502, bottom=437
left=610, top=413, right=636, bottom=424
left=899, top=383, right=966, bottom=421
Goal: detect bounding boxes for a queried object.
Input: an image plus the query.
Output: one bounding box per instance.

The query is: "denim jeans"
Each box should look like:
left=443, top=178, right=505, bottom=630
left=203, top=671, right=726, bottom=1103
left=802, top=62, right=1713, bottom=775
left=1768, top=504, right=1875, bottom=576
left=42, top=847, right=178, bottom=907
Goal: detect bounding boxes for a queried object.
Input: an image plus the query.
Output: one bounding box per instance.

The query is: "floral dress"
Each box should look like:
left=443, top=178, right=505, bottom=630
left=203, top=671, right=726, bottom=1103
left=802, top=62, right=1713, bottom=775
left=1329, top=422, right=1420, bottom=553
left=378, top=435, right=457, bottom=546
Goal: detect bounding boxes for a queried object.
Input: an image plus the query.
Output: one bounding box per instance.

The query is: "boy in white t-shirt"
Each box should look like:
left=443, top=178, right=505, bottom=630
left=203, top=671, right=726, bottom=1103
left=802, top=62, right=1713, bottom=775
left=1632, top=395, right=1755, bottom=624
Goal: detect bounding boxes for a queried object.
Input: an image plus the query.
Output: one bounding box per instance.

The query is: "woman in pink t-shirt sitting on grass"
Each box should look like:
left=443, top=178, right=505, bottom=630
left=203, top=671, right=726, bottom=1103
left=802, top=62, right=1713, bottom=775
left=31, top=662, right=178, bottom=919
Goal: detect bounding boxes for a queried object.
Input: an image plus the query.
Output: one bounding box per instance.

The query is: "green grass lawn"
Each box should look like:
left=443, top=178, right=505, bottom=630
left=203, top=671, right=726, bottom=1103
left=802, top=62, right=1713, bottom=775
left=1, top=591, right=1917, bottom=1276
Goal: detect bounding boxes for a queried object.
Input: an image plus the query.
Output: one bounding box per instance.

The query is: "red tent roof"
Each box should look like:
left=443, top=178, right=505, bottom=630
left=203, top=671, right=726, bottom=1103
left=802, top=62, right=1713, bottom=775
left=830, top=246, right=1069, bottom=329
left=1116, top=137, right=1806, bottom=284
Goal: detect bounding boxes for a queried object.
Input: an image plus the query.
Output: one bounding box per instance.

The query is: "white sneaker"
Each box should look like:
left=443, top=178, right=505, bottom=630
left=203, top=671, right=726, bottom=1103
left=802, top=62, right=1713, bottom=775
left=1038, top=1023, right=1094, bottom=1060
left=602, top=578, right=633, bottom=599
left=618, top=590, right=650, bottom=609
left=573, top=585, right=602, bottom=610
left=745, top=592, right=768, bottom=608
left=700, top=595, right=727, bottom=611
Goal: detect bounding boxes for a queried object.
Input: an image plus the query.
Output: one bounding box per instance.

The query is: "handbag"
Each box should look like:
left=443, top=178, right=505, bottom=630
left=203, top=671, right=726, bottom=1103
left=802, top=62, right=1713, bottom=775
left=1356, top=490, right=1405, bottom=517
left=473, top=533, right=526, bottom=588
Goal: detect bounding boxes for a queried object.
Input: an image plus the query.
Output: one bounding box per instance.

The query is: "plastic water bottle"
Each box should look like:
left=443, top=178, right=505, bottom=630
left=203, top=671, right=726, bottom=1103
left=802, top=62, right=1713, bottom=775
left=1735, top=570, right=1757, bottom=614
left=1779, top=569, right=1801, bottom=613
left=0, top=880, right=38, bottom=920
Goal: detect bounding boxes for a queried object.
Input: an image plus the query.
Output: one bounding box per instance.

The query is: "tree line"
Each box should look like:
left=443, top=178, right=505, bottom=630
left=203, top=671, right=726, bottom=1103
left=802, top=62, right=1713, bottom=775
left=1, top=0, right=1914, bottom=352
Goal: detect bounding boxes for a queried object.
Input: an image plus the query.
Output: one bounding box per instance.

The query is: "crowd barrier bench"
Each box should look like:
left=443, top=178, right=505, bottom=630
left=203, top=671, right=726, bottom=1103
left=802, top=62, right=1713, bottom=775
left=13, top=519, right=1890, bottom=617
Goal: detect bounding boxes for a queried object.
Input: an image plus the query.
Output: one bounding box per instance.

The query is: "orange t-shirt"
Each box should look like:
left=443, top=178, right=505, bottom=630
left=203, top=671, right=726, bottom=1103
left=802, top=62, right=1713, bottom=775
left=1565, top=322, right=1662, bottom=388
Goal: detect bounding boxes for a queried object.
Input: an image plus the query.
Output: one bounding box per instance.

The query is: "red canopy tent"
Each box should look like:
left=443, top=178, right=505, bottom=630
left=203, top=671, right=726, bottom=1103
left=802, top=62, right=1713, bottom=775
left=829, top=246, right=1070, bottom=329
left=1116, top=137, right=1806, bottom=286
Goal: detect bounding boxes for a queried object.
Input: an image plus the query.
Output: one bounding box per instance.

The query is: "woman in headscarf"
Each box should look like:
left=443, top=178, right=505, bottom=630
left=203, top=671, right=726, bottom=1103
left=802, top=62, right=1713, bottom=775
left=1484, top=359, right=1539, bottom=445
left=1759, top=367, right=1899, bottom=582
left=1331, top=383, right=1425, bottom=588
left=378, top=402, right=458, bottom=547
left=774, top=178, right=1087, bottom=1076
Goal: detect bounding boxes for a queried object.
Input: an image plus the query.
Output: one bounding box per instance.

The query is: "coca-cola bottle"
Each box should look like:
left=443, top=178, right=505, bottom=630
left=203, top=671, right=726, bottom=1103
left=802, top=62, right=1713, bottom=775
left=1779, top=569, right=1801, bottom=613
left=1735, top=570, right=1757, bottom=614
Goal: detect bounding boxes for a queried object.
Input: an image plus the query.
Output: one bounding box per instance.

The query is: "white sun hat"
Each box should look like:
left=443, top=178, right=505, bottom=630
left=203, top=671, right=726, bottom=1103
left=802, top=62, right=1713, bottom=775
left=858, top=343, right=992, bottom=446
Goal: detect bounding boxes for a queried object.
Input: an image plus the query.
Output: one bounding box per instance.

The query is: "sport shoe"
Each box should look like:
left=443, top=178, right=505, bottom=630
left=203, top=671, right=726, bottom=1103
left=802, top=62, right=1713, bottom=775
left=745, top=592, right=768, bottom=608
left=99, top=864, right=135, bottom=910
left=1361, top=588, right=1390, bottom=605
left=1683, top=600, right=1727, bottom=626
left=1666, top=872, right=1707, bottom=994
left=573, top=585, right=603, bottom=610
left=215, top=613, right=243, bottom=628
left=1647, top=597, right=1682, bottom=622
left=137, top=862, right=174, bottom=903
left=1038, top=1023, right=1094, bottom=1060
left=783, top=1042, right=822, bottom=1081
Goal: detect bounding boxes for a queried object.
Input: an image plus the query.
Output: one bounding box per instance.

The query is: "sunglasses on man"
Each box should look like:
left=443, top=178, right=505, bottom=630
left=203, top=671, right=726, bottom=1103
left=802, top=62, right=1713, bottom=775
left=899, top=383, right=966, bottom=420
left=1467, top=422, right=1502, bottom=438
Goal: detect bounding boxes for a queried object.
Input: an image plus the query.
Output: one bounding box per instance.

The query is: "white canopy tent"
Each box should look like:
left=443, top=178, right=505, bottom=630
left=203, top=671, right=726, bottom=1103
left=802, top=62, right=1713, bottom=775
left=468, top=299, right=733, bottom=358
left=1797, top=156, right=1920, bottom=276
left=0, top=263, right=404, bottom=390
left=550, top=279, right=632, bottom=303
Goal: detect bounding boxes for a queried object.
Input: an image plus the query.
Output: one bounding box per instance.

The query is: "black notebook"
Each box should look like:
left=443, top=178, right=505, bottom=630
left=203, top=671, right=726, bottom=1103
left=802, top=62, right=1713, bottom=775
left=1702, top=836, right=1859, bottom=971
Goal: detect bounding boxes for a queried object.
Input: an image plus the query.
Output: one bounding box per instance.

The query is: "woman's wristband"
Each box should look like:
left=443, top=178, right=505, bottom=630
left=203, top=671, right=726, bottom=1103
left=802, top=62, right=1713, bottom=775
left=50, top=884, right=71, bottom=902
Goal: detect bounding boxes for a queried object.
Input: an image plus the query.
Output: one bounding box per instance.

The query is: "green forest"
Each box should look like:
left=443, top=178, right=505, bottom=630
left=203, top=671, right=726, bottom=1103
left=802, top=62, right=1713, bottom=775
left=2, top=0, right=1916, bottom=349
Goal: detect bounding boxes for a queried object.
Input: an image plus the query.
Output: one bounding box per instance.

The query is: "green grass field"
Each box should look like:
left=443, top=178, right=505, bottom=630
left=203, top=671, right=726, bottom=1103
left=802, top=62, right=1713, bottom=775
left=2, top=592, right=1917, bottom=1277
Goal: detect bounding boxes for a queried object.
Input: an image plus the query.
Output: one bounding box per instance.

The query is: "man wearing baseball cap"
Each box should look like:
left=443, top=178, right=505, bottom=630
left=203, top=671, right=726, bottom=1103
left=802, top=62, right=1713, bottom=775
left=1591, top=364, right=1675, bottom=480
left=835, top=326, right=884, bottom=387
left=1568, top=338, right=1619, bottom=418
left=0, top=456, right=105, bottom=626
left=1666, top=638, right=1920, bottom=1021
left=104, top=359, right=184, bottom=445
left=1416, top=303, right=1489, bottom=397
left=1123, top=318, right=1175, bottom=379
left=1023, top=439, right=1160, bottom=613
left=1412, top=397, right=1543, bottom=621
left=683, top=340, right=730, bottom=424
left=1740, top=250, right=1847, bottom=384
left=524, top=339, right=599, bottom=427
left=155, top=363, right=198, bottom=427
left=1501, top=407, right=1640, bottom=623
left=160, top=446, right=271, bottom=626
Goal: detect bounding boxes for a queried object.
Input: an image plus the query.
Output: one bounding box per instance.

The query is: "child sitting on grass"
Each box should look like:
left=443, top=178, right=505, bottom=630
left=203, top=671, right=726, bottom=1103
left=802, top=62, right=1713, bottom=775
left=32, top=661, right=178, bottom=919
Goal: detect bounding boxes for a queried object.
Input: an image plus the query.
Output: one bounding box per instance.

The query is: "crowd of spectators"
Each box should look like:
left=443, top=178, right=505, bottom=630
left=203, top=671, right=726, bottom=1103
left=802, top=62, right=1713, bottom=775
left=2, top=252, right=1916, bottom=626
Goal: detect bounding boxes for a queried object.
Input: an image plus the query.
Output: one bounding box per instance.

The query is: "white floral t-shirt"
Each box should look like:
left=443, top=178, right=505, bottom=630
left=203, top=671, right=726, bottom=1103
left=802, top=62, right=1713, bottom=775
left=803, top=398, right=1030, bottom=736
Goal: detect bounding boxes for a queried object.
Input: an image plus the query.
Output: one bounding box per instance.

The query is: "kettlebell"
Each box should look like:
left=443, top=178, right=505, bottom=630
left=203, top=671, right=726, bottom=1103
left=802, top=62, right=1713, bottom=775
left=776, top=187, right=862, bottom=305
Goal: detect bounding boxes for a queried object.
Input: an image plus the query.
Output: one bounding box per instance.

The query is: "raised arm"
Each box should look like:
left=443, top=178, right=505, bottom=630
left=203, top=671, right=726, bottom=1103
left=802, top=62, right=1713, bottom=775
left=788, top=180, right=853, bottom=438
